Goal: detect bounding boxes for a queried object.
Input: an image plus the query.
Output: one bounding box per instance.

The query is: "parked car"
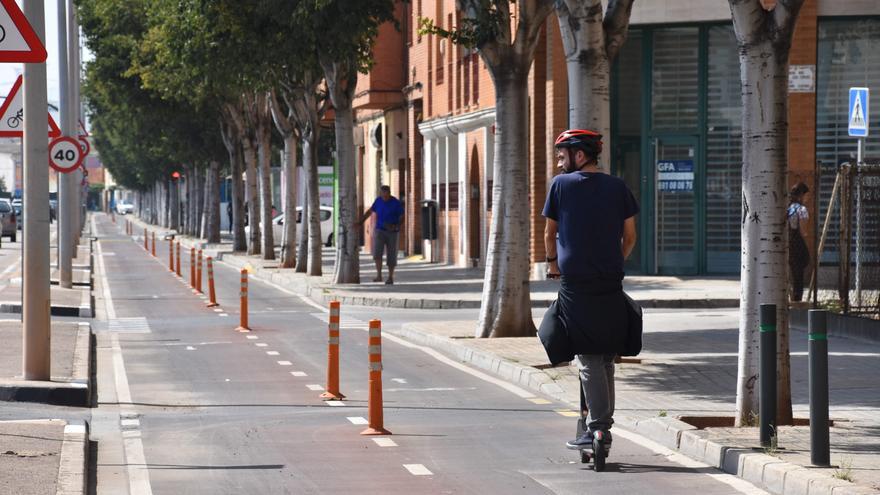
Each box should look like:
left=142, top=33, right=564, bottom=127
left=0, top=199, right=17, bottom=242
left=12, top=204, right=21, bottom=229
left=245, top=205, right=334, bottom=247
left=115, top=201, right=134, bottom=215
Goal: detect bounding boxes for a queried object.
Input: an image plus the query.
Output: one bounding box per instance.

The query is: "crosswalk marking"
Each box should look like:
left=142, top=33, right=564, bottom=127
left=106, top=317, right=151, bottom=334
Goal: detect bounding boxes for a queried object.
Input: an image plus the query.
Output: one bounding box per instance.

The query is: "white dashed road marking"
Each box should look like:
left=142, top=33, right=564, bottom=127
left=347, top=417, right=368, bottom=425
left=277, top=361, right=292, bottom=366
left=266, top=351, right=279, bottom=356
left=290, top=371, right=307, bottom=377
left=186, top=346, right=196, bottom=351
left=391, top=378, right=407, bottom=384
left=246, top=336, right=258, bottom=340
left=255, top=343, right=268, bottom=347
left=325, top=401, right=345, bottom=407
left=306, top=384, right=324, bottom=391
left=373, top=438, right=397, bottom=447
left=403, top=464, right=433, bottom=476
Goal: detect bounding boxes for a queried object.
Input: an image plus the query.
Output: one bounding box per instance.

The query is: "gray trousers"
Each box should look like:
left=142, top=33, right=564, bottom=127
left=576, top=354, right=616, bottom=432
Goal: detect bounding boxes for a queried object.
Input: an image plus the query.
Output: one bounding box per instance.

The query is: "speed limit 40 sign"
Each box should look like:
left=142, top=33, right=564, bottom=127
left=49, top=136, right=84, bottom=173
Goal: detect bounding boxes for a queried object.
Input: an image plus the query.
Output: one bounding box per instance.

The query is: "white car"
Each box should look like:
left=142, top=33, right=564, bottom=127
left=246, top=205, right=334, bottom=247
left=115, top=201, right=134, bottom=215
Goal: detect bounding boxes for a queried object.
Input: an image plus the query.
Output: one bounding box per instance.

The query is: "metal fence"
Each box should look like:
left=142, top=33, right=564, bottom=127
left=813, top=161, right=880, bottom=318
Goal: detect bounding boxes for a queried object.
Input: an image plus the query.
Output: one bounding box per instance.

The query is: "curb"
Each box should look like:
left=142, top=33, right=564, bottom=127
left=393, top=322, right=875, bottom=495
left=56, top=419, right=89, bottom=495
left=0, top=322, right=94, bottom=407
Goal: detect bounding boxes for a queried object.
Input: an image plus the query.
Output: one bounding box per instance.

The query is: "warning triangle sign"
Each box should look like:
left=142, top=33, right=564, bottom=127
left=0, top=75, right=62, bottom=138
left=0, top=0, right=48, bottom=63
left=850, top=92, right=866, bottom=129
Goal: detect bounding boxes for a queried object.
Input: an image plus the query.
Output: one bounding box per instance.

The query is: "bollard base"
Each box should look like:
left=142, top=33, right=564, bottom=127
left=206, top=302, right=219, bottom=308
left=320, top=391, right=346, bottom=400
left=360, top=427, right=391, bottom=436
left=235, top=326, right=251, bottom=333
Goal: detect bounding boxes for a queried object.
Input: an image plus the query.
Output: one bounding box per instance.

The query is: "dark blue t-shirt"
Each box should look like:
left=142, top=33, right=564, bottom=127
left=542, top=172, right=639, bottom=279
left=371, top=196, right=404, bottom=231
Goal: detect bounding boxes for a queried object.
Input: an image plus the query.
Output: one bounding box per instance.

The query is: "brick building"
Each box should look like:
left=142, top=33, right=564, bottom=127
left=354, top=0, right=880, bottom=276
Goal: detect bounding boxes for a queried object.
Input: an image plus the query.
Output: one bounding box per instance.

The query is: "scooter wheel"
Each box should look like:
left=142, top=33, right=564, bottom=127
left=580, top=450, right=591, bottom=464
left=593, top=432, right=606, bottom=472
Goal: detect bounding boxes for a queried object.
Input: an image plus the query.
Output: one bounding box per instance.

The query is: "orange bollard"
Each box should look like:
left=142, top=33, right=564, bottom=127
left=190, top=248, right=196, bottom=288
left=236, top=269, right=250, bottom=332
left=196, top=249, right=203, bottom=293
left=206, top=257, right=219, bottom=307
left=320, top=301, right=345, bottom=400
left=168, top=238, right=174, bottom=271
left=175, top=241, right=182, bottom=277
left=361, top=320, right=391, bottom=435
left=151, top=232, right=156, bottom=257
left=143, top=228, right=148, bottom=250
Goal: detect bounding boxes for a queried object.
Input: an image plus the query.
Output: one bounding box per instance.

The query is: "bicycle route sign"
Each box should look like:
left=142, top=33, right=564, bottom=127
left=49, top=136, right=84, bottom=173
left=0, top=75, right=61, bottom=137
left=0, top=0, right=47, bottom=63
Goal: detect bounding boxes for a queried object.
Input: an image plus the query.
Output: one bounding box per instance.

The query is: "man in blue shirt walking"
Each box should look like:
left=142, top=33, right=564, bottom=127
left=358, top=185, right=404, bottom=285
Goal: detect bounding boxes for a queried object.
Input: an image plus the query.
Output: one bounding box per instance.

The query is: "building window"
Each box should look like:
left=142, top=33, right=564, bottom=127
left=816, top=18, right=880, bottom=262
left=652, top=28, right=699, bottom=131
left=705, top=25, right=742, bottom=273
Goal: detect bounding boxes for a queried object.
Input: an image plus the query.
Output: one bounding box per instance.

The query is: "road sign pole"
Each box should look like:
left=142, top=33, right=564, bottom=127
left=22, top=0, right=51, bottom=380
left=70, top=3, right=84, bottom=241
left=855, top=138, right=863, bottom=309
left=56, top=0, right=73, bottom=289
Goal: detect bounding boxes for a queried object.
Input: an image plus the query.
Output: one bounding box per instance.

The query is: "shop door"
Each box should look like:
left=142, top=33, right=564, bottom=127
left=654, top=137, right=698, bottom=275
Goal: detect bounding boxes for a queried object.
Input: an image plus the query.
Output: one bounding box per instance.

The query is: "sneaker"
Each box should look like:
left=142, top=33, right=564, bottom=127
left=566, top=431, right=593, bottom=450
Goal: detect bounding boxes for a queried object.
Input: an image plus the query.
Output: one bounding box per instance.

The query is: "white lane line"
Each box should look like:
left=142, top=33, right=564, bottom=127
left=347, top=417, right=368, bottom=425
left=612, top=428, right=770, bottom=495
left=290, top=371, right=307, bottom=377
left=391, top=378, right=407, bottom=384
left=186, top=346, right=196, bottom=351
left=246, top=336, right=259, bottom=340
left=403, top=464, right=433, bottom=476
left=103, top=252, right=117, bottom=256
left=255, top=343, right=268, bottom=347
left=373, top=438, right=397, bottom=447
left=306, top=384, right=324, bottom=391
left=218, top=314, right=229, bottom=317
left=266, top=351, right=279, bottom=356
left=277, top=361, right=292, bottom=366
left=325, top=401, right=345, bottom=407
left=120, top=419, right=140, bottom=428
left=94, top=233, right=116, bottom=320
left=110, top=333, right=153, bottom=495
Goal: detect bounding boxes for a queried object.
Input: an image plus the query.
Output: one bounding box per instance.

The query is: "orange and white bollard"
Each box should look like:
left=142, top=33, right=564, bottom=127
left=168, top=237, right=174, bottom=271
left=320, top=301, right=345, bottom=400
left=206, top=257, right=219, bottom=307
left=175, top=241, right=182, bottom=277
left=151, top=232, right=156, bottom=257
left=196, top=249, right=203, bottom=293
left=143, top=228, right=148, bottom=250
left=236, top=269, right=250, bottom=332
left=190, top=248, right=196, bottom=288
left=361, top=319, right=391, bottom=435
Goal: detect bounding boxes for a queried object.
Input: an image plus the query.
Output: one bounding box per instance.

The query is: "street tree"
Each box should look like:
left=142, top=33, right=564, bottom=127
left=730, top=0, right=804, bottom=427
left=425, top=1, right=555, bottom=337
left=301, top=0, right=397, bottom=284
left=554, top=0, right=635, bottom=171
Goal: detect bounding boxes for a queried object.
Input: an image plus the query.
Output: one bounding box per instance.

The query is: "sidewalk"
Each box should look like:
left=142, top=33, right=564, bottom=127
left=0, top=419, right=89, bottom=495
left=130, top=218, right=741, bottom=310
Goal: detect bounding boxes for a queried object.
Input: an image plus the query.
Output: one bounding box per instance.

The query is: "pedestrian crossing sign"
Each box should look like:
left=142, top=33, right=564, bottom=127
left=848, top=87, right=869, bottom=137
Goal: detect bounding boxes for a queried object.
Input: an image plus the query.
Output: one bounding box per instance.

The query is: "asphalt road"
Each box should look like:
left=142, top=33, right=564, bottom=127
left=92, top=214, right=767, bottom=495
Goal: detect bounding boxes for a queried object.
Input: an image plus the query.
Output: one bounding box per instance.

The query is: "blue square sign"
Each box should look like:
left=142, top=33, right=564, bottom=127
left=849, top=87, right=869, bottom=137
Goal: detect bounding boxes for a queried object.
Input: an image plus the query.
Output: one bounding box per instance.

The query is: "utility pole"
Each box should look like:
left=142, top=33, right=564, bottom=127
left=56, top=0, right=73, bottom=288
left=69, top=1, right=84, bottom=240
left=22, top=0, right=51, bottom=380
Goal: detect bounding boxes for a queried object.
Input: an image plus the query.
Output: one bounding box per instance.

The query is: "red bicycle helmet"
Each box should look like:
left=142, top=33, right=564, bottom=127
left=554, top=129, right=603, bottom=158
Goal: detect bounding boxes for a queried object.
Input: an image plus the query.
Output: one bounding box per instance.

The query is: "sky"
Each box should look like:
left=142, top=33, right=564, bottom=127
left=0, top=0, right=92, bottom=113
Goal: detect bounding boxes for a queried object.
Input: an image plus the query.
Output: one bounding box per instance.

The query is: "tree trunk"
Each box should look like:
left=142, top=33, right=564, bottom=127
left=170, top=179, right=179, bottom=231
left=296, top=188, right=309, bottom=273
left=332, top=104, right=359, bottom=283
left=476, top=73, right=536, bottom=338
left=556, top=1, right=611, bottom=170
left=243, top=136, right=261, bottom=255
left=280, top=135, right=298, bottom=268
left=201, top=166, right=210, bottom=239
left=230, top=144, right=247, bottom=251
left=304, top=128, right=323, bottom=276
left=206, top=161, right=221, bottom=243
left=163, top=181, right=171, bottom=227
left=258, top=121, right=275, bottom=260
left=732, top=2, right=801, bottom=427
